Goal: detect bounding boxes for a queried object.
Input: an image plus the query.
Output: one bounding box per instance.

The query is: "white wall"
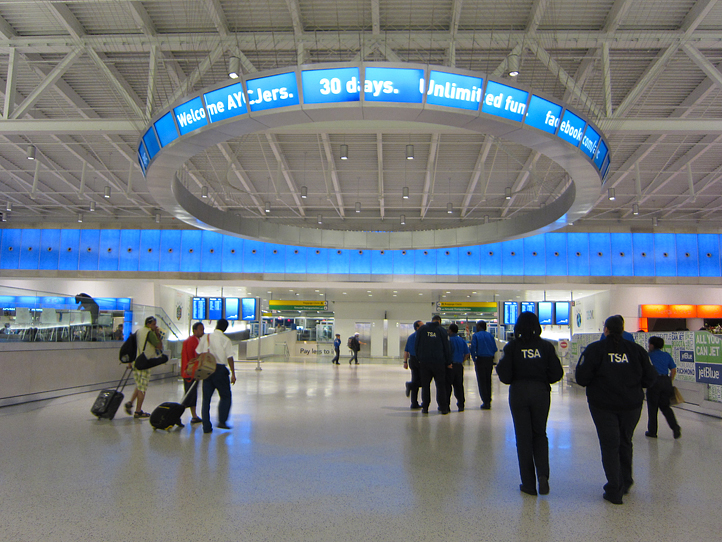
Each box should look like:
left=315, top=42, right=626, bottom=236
left=572, top=290, right=611, bottom=335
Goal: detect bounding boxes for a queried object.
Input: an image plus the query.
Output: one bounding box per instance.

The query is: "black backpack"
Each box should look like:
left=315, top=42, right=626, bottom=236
left=119, top=332, right=137, bottom=363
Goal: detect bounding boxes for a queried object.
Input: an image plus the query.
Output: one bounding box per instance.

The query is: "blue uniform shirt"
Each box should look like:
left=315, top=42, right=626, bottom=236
left=449, top=334, right=470, bottom=364
left=470, top=329, right=497, bottom=359
left=334, top=338, right=341, bottom=351
left=599, top=331, right=635, bottom=342
left=404, top=331, right=416, bottom=357
left=649, top=348, right=676, bottom=376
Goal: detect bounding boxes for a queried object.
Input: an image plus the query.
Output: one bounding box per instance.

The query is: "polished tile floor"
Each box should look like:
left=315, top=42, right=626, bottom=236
left=1, top=361, right=720, bottom=542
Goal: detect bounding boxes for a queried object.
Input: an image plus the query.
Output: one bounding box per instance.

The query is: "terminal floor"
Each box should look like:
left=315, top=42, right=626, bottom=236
left=1, top=362, right=720, bottom=542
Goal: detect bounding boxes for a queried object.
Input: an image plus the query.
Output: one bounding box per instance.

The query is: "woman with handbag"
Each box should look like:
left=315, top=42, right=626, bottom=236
left=124, top=316, right=162, bottom=419
left=645, top=336, right=681, bottom=439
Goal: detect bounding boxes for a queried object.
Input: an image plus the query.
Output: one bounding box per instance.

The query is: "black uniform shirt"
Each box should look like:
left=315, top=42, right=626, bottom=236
left=496, top=337, right=563, bottom=390
left=414, top=321, right=451, bottom=365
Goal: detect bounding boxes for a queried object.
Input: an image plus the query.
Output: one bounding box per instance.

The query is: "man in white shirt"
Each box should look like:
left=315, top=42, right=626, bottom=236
left=196, top=318, right=236, bottom=434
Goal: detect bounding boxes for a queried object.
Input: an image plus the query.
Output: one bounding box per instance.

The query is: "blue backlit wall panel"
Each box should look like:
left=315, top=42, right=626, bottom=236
left=159, top=230, right=181, bottom=272
left=119, top=230, right=140, bottom=272
left=307, top=248, right=329, bottom=274
left=371, top=249, right=392, bottom=275
left=567, top=233, right=589, bottom=276
left=414, top=249, right=436, bottom=275
left=654, top=233, right=677, bottom=277
left=98, top=230, right=120, bottom=271
left=523, top=236, right=545, bottom=276
left=329, top=249, right=350, bottom=274
left=477, top=244, right=499, bottom=275
left=180, top=230, right=202, bottom=272
left=545, top=233, right=567, bottom=276
left=285, top=246, right=307, bottom=274
left=39, top=229, right=61, bottom=270
left=78, top=230, right=100, bottom=271
left=676, top=234, right=699, bottom=277
left=588, top=233, right=611, bottom=276
left=698, top=234, right=720, bottom=277
left=263, top=243, right=285, bottom=274
left=393, top=250, right=414, bottom=275
left=138, top=230, right=160, bottom=272
left=350, top=249, right=371, bottom=275
left=19, top=229, right=41, bottom=270
left=611, top=233, right=633, bottom=276
left=221, top=235, right=244, bottom=273
left=0, top=229, right=21, bottom=269
left=632, top=233, right=655, bottom=277
left=437, top=247, right=459, bottom=275
left=201, top=231, right=223, bottom=273
left=502, top=239, right=524, bottom=276
left=58, top=229, right=80, bottom=271
left=242, top=239, right=264, bottom=273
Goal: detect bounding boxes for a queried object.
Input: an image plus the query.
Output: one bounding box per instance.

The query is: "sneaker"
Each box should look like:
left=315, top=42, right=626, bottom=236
left=134, top=411, right=150, bottom=419
left=124, top=401, right=133, bottom=415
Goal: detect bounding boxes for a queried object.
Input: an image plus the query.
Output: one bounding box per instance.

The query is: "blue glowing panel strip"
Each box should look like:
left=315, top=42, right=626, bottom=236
left=246, top=72, right=299, bottom=112
left=426, top=71, right=483, bottom=110
left=594, top=138, right=609, bottom=170
left=203, top=82, right=248, bottom=123
left=174, top=96, right=208, bottom=135
left=301, top=67, right=360, bottom=104
left=138, top=142, right=149, bottom=175
left=153, top=112, right=179, bottom=147
left=142, top=128, right=160, bottom=160
left=581, top=125, right=601, bottom=160
left=557, top=109, right=586, bottom=147
left=525, top=95, right=562, bottom=134
left=363, top=67, right=424, bottom=103
left=482, top=81, right=529, bottom=122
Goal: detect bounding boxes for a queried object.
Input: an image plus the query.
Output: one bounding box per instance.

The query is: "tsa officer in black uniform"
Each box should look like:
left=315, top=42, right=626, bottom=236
left=414, top=315, right=451, bottom=414
left=496, top=312, right=563, bottom=496
left=575, top=315, right=657, bottom=505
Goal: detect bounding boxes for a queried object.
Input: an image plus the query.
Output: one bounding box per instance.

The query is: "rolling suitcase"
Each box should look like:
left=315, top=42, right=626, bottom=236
left=150, top=380, right=198, bottom=431
left=91, top=366, right=132, bottom=420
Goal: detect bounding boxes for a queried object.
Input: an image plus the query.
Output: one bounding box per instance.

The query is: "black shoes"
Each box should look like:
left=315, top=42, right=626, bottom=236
left=124, top=401, right=133, bottom=415
left=405, top=382, right=411, bottom=397
left=480, top=404, right=491, bottom=410
left=603, top=492, right=623, bottom=505
left=458, top=406, right=464, bottom=412
left=645, top=431, right=657, bottom=438
left=538, top=477, right=549, bottom=495
left=421, top=408, right=429, bottom=414
left=216, top=423, right=232, bottom=430
left=520, top=484, right=537, bottom=496
left=410, top=404, right=422, bottom=410
left=441, top=409, right=450, bottom=415
left=673, top=427, right=682, bottom=439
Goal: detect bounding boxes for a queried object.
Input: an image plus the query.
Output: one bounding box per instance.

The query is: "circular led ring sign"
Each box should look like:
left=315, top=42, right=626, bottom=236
left=139, top=63, right=610, bottom=250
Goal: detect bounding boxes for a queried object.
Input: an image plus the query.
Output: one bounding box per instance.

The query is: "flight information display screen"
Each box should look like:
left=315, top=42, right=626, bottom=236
left=224, top=297, right=239, bottom=320
left=208, top=297, right=223, bottom=320
left=503, top=301, right=518, bottom=325
left=241, top=297, right=258, bottom=321
left=521, top=301, right=536, bottom=314
left=555, top=302, right=570, bottom=325
left=538, top=301, right=554, bottom=325
left=192, top=297, right=207, bottom=320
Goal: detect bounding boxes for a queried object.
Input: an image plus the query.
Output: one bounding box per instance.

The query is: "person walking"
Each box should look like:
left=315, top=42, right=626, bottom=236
left=180, top=321, right=204, bottom=424
left=332, top=333, right=341, bottom=364
left=575, top=315, right=657, bottom=504
left=403, top=320, right=424, bottom=409
left=196, top=318, right=236, bottom=434
left=446, top=323, right=469, bottom=412
left=348, top=332, right=361, bottom=364
left=645, top=336, right=681, bottom=439
left=496, top=312, right=563, bottom=496
left=124, top=316, right=161, bottom=419
left=470, top=320, right=498, bottom=409
left=415, top=315, right=451, bottom=414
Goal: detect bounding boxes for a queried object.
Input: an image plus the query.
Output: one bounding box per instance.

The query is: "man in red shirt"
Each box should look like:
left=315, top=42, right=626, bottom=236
left=181, top=322, right=205, bottom=424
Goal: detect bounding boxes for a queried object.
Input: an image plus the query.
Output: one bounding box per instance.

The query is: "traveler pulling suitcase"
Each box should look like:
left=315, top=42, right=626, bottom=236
left=150, top=380, right=198, bottom=431
left=91, top=366, right=132, bottom=420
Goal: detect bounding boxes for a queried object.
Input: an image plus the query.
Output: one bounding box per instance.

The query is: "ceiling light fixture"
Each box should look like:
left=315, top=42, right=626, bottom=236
left=228, top=56, right=240, bottom=79
left=27, top=145, right=36, bottom=160
left=400, top=215, right=406, bottom=225
left=447, top=202, right=453, bottom=214
left=505, top=187, right=512, bottom=200
left=300, top=186, right=307, bottom=199
left=155, top=213, right=161, bottom=224
left=608, top=188, right=615, bottom=201
left=406, top=144, right=414, bottom=160
left=201, top=186, right=208, bottom=198
left=103, top=186, right=111, bottom=199
left=77, top=213, right=83, bottom=223
left=89, top=201, right=96, bottom=212
left=507, top=54, right=520, bottom=77
left=5, top=202, right=11, bottom=212
left=317, top=214, right=322, bottom=224
left=402, top=187, right=409, bottom=199
left=484, top=215, right=489, bottom=224
left=0, top=213, right=5, bottom=222
left=632, top=203, right=639, bottom=215
left=265, top=201, right=271, bottom=213
left=653, top=216, right=658, bottom=227
left=340, top=144, right=348, bottom=160
left=355, top=202, right=361, bottom=213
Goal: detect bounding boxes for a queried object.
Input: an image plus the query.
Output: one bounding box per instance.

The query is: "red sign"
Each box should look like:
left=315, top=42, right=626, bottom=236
left=559, top=339, right=569, bottom=350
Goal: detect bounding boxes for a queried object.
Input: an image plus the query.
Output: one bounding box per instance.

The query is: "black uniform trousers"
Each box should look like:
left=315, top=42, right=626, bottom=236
left=588, top=404, right=642, bottom=501
left=445, top=364, right=465, bottom=410
left=646, top=375, right=679, bottom=435
left=420, top=361, right=448, bottom=412
left=407, top=355, right=421, bottom=406
left=474, top=356, right=495, bottom=406
left=509, top=380, right=551, bottom=489
left=331, top=347, right=340, bottom=364
left=349, top=349, right=359, bottom=364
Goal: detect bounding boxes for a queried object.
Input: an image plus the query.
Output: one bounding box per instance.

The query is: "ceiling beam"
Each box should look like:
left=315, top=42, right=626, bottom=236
left=85, top=48, right=145, bottom=120
left=0, top=14, right=15, bottom=40
left=461, top=136, right=494, bottom=217
left=205, top=0, right=229, bottom=38
left=162, top=42, right=225, bottom=110
left=603, top=0, right=636, bottom=33
left=501, top=152, right=541, bottom=217
left=526, top=0, right=550, bottom=33
left=320, top=134, right=345, bottom=218
left=371, top=0, right=380, bottom=35
left=376, top=134, right=384, bottom=220
left=447, top=0, right=463, bottom=67
left=47, top=3, right=85, bottom=40
left=127, top=1, right=156, bottom=37
left=420, top=134, right=440, bottom=219
left=218, top=142, right=265, bottom=216
left=285, top=0, right=305, bottom=65
left=265, top=134, right=306, bottom=217
left=682, top=43, right=722, bottom=92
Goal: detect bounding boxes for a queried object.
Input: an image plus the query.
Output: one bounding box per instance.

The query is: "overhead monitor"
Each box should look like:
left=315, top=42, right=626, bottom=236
left=503, top=301, right=518, bottom=326
left=521, top=301, right=536, bottom=314
left=241, top=297, right=259, bottom=321
left=208, top=297, right=223, bottom=320
left=224, top=297, right=240, bottom=321
left=192, top=297, right=207, bottom=320
left=538, top=301, right=554, bottom=326
left=555, top=302, right=571, bottom=325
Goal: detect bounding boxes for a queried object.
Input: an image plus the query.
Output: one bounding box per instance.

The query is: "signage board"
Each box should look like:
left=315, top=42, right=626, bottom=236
left=521, top=301, right=536, bottom=314
left=503, top=301, right=518, bottom=325
left=436, top=301, right=497, bottom=313
left=174, top=96, right=208, bottom=135
left=557, top=109, right=585, bottom=147
left=192, top=297, right=207, bottom=320
left=301, top=67, right=361, bottom=104
left=241, top=297, right=259, bottom=321
left=482, top=80, right=529, bottom=122
left=426, top=70, right=483, bottom=110
left=203, top=82, right=248, bottom=123
left=363, top=67, right=425, bottom=103
left=538, top=301, right=554, bottom=325
left=224, top=297, right=239, bottom=320
left=153, top=112, right=179, bottom=147
left=525, top=95, right=562, bottom=134
left=269, top=299, right=328, bottom=311
left=208, top=297, right=223, bottom=320
left=142, top=128, right=160, bottom=159
left=246, top=72, right=300, bottom=112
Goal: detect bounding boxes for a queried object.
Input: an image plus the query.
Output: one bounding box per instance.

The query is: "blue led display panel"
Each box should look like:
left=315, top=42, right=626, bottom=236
left=247, top=72, right=300, bottom=112
left=521, top=301, right=536, bottom=314
left=363, top=67, right=424, bottom=103
left=594, top=138, right=609, bottom=170
left=426, top=70, right=483, bottom=110
left=557, top=109, right=585, bottom=147
left=555, top=302, right=570, bottom=325
left=581, top=125, right=601, bottom=160
left=504, top=301, right=518, bottom=325
left=538, top=301, right=553, bottom=325
left=138, top=142, right=149, bottom=175
left=301, top=67, right=360, bottom=104
left=192, top=297, right=207, bottom=320
left=482, top=81, right=529, bottom=122
left=142, top=128, right=160, bottom=159
left=224, top=297, right=239, bottom=320
left=153, top=112, right=179, bottom=147
left=174, top=97, right=207, bottom=135
left=241, top=297, right=258, bottom=321
left=203, top=82, right=248, bottom=123
left=208, top=297, right=223, bottom=320
left=525, top=95, right=562, bottom=134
